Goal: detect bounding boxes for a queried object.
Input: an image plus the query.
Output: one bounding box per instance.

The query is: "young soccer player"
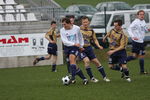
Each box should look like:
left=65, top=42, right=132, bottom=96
left=127, top=10, right=150, bottom=74
left=103, top=19, right=131, bottom=82
left=80, top=16, right=110, bottom=82
left=60, top=17, right=88, bottom=85
left=65, top=15, right=77, bottom=74
left=33, top=21, right=59, bottom=72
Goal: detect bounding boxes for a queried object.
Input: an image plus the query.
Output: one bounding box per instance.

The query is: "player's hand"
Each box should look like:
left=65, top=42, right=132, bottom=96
left=74, top=43, right=80, bottom=47
left=79, top=48, right=85, bottom=52
left=102, top=38, right=106, bottom=42
left=107, top=50, right=115, bottom=55
left=132, top=37, right=138, bottom=40
left=99, top=46, right=103, bottom=50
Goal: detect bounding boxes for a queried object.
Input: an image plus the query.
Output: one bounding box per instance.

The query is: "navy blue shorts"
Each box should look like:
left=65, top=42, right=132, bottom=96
left=108, top=49, right=127, bottom=64
left=64, top=46, right=79, bottom=58
left=79, top=46, right=96, bottom=60
left=132, top=41, right=145, bottom=55
left=47, top=43, right=57, bottom=56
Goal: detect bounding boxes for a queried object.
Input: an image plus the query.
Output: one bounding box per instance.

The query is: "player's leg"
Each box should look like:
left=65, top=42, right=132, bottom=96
left=82, top=57, right=98, bottom=82
left=121, top=64, right=131, bottom=82
left=91, top=58, right=110, bottom=82
left=51, top=55, right=57, bottom=72
left=33, top=54, right=52, bottom=65
left=66, top=57, right=71, bottom=74
left=69, top=49, right=88, bottom=85
left=126, top=41, right=138, bottom=62
left=139, top=53, right=148, bottom=74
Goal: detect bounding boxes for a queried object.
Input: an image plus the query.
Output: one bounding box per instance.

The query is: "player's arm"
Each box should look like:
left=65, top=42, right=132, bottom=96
left=78, top=30, right=84, bottom=48
left=107, top=35, right=127, bottom=55
left=102, top=32, right=110, bottom=42
left=92, top=32, right=103, bottom=50
left=128, top=22, right=138, bottom=40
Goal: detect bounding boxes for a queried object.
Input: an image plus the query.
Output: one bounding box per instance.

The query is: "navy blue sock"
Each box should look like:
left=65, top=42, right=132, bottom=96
left=139, top=58, right=144, bottom=72
left=38, top=57, right=45, bottom=61
left=97, top=66, right=106, bottom=78
left=52, top=64, right=56, bottom=71
left=67, top=61, right=71, bottom=73
left=111, top=65, right=121, bottom=71
left=86, top=67, right=93, bottom=79
left=70, top=64, right=76, bottom=80
left=126, top=56, right=136, bottom=62
left=76, top=68, right=86, bottom=80
left=122, top=68, right=129, bottom=76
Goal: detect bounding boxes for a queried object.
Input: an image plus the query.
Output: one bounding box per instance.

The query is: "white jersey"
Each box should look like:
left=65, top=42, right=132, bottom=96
left=128, top=18, right=148, bottom=43
left=60, top=25, right=84, bottom=47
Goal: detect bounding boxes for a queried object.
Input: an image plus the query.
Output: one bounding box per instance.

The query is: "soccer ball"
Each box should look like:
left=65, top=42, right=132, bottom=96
left=62, top=76, right=70, bottom=85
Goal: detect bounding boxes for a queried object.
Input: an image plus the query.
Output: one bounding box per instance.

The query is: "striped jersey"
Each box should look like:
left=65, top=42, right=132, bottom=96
left=107, top=29, right=128, bottom=50
left=45, top=28, right=57, bottom=42
left=80, top=26, right=98, bottom=47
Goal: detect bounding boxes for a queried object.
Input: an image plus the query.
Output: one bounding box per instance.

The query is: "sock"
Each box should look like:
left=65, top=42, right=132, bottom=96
left=70, top=64, right=76, bottom=80
left=122, top=68, right=129, bottom=77
left=76, top=68, right=86, bottom=80
left=52, top=64, right=56, bottom=71
left=97, top=66, right=106, bottom=78
left=111, top=65, right=121, bottom=71
left=38, top=57, right=45, bottom=61
left=126, top=56, right=136, bottom=62
left=86, top=67, right=93, bottom=79
left=67, top=61, right=71, bottom=73
left=139, top=58, right=144, bottom=73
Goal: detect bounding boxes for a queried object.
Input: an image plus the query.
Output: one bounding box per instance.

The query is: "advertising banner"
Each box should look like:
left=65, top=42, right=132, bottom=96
left=0, top=33, right=49, bottom=57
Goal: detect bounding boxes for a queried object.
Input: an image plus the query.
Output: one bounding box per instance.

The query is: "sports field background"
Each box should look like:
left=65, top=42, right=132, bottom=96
left=0, top=0, right=150, bottom=100
left=0, top=47, right=150, bottom=100
left=55, top=0, right=150, bottom=8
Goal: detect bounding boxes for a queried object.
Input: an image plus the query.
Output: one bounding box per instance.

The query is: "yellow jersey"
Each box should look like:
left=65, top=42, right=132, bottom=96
left=45, top=28, right=57, bottom=42
left=80, top=26, right=98, bottom=47
left=107, top=29, right=128, bottom=50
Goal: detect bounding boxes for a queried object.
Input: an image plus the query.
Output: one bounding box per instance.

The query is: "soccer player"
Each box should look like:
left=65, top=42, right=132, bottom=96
left=80, top=16, right=110, bottom=82
left=60, top=17, right=88, bottom=85
left=103, top=19, right=131, bottom=82
left=65, top=15, right=76, bottom=74
left=33, top=21, right=59, bottom=72
left=127, top=10, right=150, bottom=74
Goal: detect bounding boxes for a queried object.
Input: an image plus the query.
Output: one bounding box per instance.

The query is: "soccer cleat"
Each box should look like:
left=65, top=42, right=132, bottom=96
left=83, top=79, right=88, bottom=85
left=69, top=79, right=76, bottom=84
left=90, top=77, right=99, bottom=83
left=140, top=71, right=148, bottom=75
left=125, top=77, right=131, bottom=82
left=103, top=77, right=110, bottom=82
left=52, top=70, right=57, bottom=72
left=33, top=58, right=39, bottom=65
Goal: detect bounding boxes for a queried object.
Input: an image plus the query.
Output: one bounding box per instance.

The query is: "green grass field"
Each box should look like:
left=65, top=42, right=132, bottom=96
left=55, top=0, right=150, bottom=8
left=0, top=48, right=150, bottom=100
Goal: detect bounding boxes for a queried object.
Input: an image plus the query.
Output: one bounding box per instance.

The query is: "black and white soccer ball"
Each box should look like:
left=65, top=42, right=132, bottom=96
left=62, top=75, right=70, bottom=85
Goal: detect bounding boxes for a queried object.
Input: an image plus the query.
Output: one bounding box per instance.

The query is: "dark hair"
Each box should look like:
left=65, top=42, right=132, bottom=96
left=62, top=17, right=71, bottom=24
left=66, top=15, right=75, bottom=19
left=137, top=10, right=145, bottom=15
left=81, top=16, right=89, bottom=20
left=114, top=20, right=122, bottom=26
left=51, top=21, right=56, bottom=25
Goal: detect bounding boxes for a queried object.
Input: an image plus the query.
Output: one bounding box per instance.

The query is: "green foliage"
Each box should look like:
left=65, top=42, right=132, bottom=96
left=54, top=0, right=150, bottom=8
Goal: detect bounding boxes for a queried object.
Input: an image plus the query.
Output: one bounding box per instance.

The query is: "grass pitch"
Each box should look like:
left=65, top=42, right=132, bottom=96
left=0, top=48, right=150, bottom=100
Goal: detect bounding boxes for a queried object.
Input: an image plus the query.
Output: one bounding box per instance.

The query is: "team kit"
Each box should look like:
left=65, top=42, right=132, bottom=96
left=33, top=10, right=150, bottom=85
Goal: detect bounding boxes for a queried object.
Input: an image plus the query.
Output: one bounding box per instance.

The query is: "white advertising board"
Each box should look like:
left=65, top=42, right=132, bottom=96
left=0, top=33, right=49, bottom=57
